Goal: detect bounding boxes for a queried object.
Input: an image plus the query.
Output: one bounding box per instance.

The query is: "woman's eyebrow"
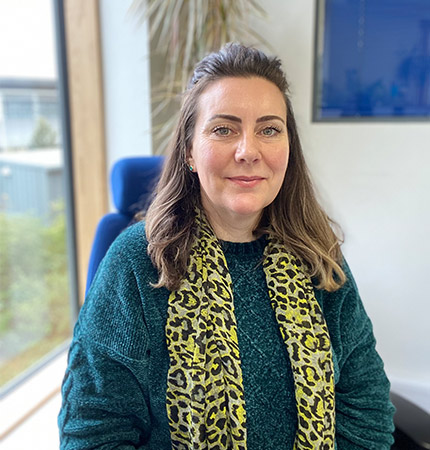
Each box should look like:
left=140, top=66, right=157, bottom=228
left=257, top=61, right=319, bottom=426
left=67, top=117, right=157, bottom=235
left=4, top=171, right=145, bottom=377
left=207, top=114, right=285, bottom=125
left=256, top=115, right=285, bottom=124
left=208, top=114, right=241, bottom=123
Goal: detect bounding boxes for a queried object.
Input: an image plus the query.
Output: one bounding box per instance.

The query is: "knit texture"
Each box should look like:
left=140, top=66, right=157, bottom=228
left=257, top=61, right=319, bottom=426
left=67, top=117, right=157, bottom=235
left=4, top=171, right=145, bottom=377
left=58, top=222, right=395, bottom=449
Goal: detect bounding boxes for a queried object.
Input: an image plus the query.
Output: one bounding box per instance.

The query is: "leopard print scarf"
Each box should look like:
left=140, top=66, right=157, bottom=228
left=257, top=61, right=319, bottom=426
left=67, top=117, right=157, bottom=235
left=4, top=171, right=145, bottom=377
left=165, top=210, right=335, bottom=449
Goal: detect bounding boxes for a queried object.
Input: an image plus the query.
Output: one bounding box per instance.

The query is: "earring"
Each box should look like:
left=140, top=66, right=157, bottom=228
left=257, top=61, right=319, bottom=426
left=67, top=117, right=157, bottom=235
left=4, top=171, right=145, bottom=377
left=188, top=164, right=194, bottom=172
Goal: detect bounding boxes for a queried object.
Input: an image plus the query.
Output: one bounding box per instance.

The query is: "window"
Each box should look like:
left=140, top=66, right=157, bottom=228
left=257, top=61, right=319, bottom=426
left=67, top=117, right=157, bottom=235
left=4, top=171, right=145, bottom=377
left=4, top=96, right=33, bottom=119
left=0, top=0, right=76, bottom=395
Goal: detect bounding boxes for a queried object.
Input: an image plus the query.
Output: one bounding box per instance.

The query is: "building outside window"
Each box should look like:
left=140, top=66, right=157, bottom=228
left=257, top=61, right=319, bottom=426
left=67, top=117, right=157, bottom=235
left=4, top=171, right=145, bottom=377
left=0, top=79, right=60, bottom=150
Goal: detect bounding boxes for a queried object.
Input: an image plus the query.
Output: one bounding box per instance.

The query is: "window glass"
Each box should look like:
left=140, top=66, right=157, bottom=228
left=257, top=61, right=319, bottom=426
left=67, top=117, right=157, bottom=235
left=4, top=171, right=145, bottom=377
left=0, top=0, right=73, bottom=391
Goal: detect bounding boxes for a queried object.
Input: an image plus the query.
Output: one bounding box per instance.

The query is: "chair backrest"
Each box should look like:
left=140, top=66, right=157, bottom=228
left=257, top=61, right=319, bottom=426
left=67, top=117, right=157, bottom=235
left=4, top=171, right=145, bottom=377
left=85, top=156, right=164, bottom=294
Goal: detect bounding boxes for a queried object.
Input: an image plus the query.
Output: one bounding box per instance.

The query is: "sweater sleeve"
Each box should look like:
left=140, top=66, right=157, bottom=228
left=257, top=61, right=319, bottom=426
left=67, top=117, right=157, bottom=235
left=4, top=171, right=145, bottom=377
left=58, top=229, right=152, bottom=449
left=326, top=263, right=395, bottom=450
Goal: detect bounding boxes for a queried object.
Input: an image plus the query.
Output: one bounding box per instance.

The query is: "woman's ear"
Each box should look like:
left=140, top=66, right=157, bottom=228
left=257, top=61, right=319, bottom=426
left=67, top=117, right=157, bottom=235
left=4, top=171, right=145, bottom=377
left=187, top=148, right=196, bottom=172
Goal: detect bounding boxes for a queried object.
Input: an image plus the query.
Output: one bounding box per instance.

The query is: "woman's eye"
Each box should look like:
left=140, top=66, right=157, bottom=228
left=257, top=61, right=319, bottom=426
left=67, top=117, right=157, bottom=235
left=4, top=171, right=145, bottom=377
left=213, top=126, right=232, bottom=136
left=261, top=127, right=280, bottom=137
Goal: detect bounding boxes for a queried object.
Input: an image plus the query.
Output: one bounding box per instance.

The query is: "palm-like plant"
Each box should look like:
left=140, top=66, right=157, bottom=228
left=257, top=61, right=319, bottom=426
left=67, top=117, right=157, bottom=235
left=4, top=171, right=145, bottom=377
left=130, top=0, right=268, bottom=153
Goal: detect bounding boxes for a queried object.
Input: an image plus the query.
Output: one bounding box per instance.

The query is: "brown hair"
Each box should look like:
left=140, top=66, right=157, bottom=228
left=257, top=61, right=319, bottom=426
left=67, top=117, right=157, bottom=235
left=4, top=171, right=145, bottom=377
left=144, top=43, right=346, bottom=291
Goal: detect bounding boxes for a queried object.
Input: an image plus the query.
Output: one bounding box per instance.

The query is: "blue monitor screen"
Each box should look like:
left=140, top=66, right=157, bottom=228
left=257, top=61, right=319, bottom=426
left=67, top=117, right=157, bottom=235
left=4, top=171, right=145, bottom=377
left=314, top=0, right=430, bottom=120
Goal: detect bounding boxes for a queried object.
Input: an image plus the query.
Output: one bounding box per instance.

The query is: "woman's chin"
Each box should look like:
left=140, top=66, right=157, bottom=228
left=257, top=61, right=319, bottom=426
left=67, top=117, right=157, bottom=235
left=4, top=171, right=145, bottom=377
left=201, top=195, right=268, bottom=225
left=224, top=202, right=265, bottom=220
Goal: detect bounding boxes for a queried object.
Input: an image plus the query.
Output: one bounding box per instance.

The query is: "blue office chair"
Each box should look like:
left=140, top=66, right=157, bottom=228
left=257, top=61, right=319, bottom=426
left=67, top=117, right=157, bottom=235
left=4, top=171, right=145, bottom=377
left=85, top=156, right=430, bottom=449
left=85, top=156, right=164, bottom=295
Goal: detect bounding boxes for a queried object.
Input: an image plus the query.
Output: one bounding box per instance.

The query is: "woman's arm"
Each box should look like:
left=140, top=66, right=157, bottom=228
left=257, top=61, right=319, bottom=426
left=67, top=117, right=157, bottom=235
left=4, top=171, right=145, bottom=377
left=335, top=316, right=395, bottom=449
left=58, top=230, right=153, bottom=449
left=59, top=338, right=151, bottom=449
left=322, top=263, right=395, bottom=449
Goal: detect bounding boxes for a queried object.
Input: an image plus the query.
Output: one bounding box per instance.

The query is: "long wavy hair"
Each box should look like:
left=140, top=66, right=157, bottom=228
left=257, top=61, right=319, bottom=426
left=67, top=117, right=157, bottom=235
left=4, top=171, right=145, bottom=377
left=144, top=43, right=346, bottom=291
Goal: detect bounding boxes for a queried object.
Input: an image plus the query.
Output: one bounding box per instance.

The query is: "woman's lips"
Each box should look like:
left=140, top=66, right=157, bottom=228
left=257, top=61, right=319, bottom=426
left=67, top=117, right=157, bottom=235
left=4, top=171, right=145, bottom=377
left=227, top=176, right=265, bottom=188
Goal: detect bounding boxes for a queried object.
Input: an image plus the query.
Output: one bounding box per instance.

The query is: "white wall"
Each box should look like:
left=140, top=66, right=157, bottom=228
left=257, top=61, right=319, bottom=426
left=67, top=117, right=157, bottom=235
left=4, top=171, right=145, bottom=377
left=99, top=0, right=152, bottom=189
left=251, top=1, right=430, bottom=409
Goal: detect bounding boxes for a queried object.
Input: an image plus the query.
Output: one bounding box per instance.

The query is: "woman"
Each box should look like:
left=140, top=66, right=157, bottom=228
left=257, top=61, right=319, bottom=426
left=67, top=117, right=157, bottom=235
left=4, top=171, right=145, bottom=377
left=59, top=43, right=395, bottom=449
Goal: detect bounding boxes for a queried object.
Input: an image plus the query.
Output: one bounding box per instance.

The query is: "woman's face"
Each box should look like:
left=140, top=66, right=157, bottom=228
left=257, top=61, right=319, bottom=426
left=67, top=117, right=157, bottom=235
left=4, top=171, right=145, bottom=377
left=189, top=76, right=289, bottom=237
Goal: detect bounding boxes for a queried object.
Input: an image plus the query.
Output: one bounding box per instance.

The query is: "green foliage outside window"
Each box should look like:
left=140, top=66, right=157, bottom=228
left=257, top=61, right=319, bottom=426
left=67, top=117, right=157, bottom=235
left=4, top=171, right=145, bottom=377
left=0, top=203, right=70, bottom=388
left=29, top=117, right=58, bottom=148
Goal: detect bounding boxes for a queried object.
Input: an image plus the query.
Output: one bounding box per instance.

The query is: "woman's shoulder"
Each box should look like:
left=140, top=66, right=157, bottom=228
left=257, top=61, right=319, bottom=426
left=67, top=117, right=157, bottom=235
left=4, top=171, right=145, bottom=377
left=93, top=220, right=153, bottom=281
left=315, top=257, right=373, bottom=346
left=108, top=220, right=149, bottom=258
left=314, top=258, right=358, bottom=304
left=77, top=220, right=154, bottom=358
left=115, top=220, right=148, bottom=247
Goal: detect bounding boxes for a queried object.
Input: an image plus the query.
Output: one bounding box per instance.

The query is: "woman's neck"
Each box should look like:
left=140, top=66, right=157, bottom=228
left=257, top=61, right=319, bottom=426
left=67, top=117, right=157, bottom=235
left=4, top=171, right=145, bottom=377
left=204, top=209, right=260, bottom=242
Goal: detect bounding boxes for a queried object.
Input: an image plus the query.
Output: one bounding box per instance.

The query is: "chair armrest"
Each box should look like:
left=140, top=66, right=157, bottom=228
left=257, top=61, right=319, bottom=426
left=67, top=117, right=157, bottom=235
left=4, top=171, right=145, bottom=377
left=390, top=391, right=430, bottom=449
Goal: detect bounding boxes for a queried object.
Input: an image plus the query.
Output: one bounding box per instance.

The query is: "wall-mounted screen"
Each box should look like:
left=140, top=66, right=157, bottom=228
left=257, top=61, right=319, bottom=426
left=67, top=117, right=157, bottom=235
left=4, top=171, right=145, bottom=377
left=313, top=0, right=430, bottom=120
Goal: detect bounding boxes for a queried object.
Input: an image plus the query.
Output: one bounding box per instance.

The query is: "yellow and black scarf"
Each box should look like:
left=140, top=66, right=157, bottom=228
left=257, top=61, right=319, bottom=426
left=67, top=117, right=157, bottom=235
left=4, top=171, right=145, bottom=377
left=165, top=210, right=335, bottom=449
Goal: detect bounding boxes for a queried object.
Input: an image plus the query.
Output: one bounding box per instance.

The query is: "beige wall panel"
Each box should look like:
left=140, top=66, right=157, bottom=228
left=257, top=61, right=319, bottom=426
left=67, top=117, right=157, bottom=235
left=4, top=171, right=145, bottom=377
left=63, top=0, right=107, bottom=303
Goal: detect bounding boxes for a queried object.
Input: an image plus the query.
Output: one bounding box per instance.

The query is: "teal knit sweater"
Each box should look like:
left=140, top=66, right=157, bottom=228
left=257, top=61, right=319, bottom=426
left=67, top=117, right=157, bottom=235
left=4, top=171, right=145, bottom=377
left=58, top=222, right=394, bottom=449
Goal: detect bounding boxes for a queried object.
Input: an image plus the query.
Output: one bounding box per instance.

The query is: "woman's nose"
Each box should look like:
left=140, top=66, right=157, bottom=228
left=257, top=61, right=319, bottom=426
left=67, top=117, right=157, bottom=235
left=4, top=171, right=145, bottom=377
left=234, top=133, right=261, bottom=163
